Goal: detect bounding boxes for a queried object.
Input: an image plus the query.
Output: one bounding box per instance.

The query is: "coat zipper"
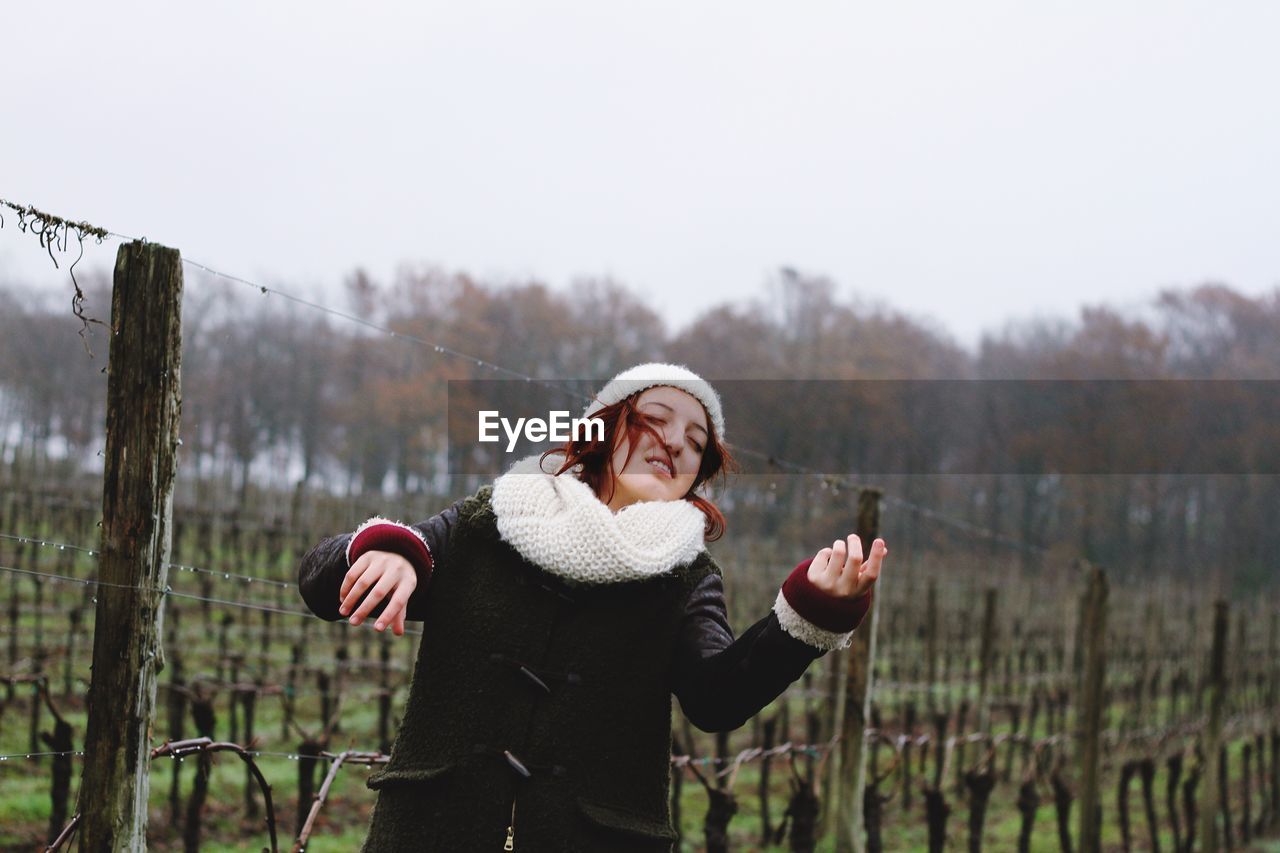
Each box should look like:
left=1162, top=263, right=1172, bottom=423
left=504, top=795, right=516, bottom=850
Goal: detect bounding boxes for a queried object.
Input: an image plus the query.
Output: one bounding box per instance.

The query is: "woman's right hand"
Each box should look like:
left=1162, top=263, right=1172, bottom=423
left=339, top=550, right=418, bottom=636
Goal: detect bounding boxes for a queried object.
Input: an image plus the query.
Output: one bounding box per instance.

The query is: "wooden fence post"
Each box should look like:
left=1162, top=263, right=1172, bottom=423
left=976, top=587, right=998, bottom=735
left=1198, top=600, right=1229, bottom=853
left=1270, top=608, right=1279, bottom=831
left=832, top=488, right=882, bottom=853
left=75, top=240, right=183, bottom=851
left=925, top=578, right=938, bottom=717
left=1077, top=564, right=1108, bottom=853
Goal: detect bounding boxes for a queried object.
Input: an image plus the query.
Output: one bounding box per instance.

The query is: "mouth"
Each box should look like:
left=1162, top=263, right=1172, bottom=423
left=644, top=454, right=674, bottom=479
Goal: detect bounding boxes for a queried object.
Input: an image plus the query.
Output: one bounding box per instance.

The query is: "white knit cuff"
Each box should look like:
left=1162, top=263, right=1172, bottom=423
left=344, top=516, right=430, bottom=567
left=773, top=590, right=856, bottom=651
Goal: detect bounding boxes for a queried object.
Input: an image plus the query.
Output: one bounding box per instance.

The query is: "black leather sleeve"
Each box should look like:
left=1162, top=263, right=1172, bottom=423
left=670, top=572, right=824, bottom=733
left=296, top=497, right=466, bottom=623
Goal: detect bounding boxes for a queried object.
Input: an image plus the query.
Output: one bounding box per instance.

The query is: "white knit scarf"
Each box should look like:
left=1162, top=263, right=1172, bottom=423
left=489, top=453, right=707, bottom=585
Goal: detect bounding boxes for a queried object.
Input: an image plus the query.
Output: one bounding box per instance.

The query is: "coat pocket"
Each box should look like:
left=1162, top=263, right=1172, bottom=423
left=363, top=764, right=455, bottom=852
left=366, top=764, right=454, bottom=789
left=577, top=796, right=679, bottom=850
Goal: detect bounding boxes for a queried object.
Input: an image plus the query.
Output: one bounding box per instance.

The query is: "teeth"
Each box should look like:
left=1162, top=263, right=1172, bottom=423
left=648, top=458, right=672, bottom=476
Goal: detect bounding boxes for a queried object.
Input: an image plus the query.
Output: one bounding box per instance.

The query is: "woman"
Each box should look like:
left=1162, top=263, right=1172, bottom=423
left=298, top=363, right=886, bottom=852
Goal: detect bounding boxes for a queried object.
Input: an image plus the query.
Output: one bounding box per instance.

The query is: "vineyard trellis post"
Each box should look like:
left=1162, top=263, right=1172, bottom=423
left=1198, top=599, right=1229, bottom=853
left=1076, top=563, right=1108, bottom=853
left=976, top=586, right=998, bottom=735
left=75, top=240, right=183, bottom=851
left=1270, top=609, right=1280, bottom=831
left=831, top=487, right=883, bottom=853
left=925, top=578, right=938, bottom=717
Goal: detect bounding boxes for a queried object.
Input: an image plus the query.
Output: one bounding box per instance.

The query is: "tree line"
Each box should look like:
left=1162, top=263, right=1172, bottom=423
left=2, top=265, right=1278, bottom=590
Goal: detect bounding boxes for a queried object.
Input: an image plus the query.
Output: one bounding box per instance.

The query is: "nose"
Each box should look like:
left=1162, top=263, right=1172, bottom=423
left=660, top=426, right=681, bottom=457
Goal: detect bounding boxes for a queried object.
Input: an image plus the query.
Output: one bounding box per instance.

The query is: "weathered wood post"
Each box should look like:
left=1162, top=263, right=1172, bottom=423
left=1270, top=608, right=1280, bottom=831
left=832, top=488, right=882, bottom=853
left=976, top=586, right=998, bottom=734
left=1198, top=600, right=1229, bottom=853
left=1077, top=564, right=1108, bottom=853
left=75, top=240, right=183, bottom=851
left=925, top=578, right=939, bottom=718
left=922, top=577, right=940, bottom=809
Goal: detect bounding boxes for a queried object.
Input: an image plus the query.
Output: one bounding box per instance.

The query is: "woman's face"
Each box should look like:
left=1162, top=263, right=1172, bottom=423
left=605, top=386, right=709, bottom=511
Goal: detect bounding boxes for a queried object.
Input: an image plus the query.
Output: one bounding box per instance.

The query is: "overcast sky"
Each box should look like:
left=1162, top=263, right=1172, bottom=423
left=3, top=2, right=1278, bottom=349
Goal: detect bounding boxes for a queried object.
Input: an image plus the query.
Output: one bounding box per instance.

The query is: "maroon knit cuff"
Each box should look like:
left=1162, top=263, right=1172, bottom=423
left=347, top=522, right=433, bottom=577
left=780, top=558, right=873, bottom=633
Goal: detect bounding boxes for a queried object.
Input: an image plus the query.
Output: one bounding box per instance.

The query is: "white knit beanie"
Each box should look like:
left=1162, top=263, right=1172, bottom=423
left=583, top=363, right=725, bottom=439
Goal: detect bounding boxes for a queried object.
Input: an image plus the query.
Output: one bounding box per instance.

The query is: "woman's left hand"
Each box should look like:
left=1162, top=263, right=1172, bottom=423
left=806, top=535, right=887, bottom=599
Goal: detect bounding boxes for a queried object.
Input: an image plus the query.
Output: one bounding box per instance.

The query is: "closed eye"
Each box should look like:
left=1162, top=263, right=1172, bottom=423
left=644, top=413, right=703, bottom=453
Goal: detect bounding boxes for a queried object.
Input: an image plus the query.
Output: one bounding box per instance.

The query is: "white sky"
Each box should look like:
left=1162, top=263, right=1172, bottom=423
left=3, top=2, right=1278, bottom=349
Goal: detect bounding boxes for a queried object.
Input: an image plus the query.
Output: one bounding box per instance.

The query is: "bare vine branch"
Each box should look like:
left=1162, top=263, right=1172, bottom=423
left=0, top=197, right=113, bottom=354
left=151, top=737, right=279, bottom=853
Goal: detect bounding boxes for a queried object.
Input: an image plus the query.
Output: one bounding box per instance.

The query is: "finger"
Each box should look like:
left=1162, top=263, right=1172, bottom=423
left=339, top=553, right=373, bottom=606
left=807, top=547, right=833, bottom=582
left=855, top=539, right=888, bottom=593
left=865, top=538, right=885, bottom=559
left=350, top=572, right=398, bottom=625
left=376, top=582, right=415, bottom=633
left=865, top=538, right=887, bottom=574
left=845, top=534, right=864, bottom=570
left=831, top=535, right=863, bottom=595
left=391, top=584, right=413, bottom=635
left=351, top=570, right=398, bottom=624
left=827, top=539, right=847, bottom=578
left=340, top=562, right=383, bottom=617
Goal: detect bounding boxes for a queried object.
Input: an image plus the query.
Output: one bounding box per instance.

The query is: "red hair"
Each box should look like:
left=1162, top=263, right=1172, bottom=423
left=540, top=392, right=737, bottom=540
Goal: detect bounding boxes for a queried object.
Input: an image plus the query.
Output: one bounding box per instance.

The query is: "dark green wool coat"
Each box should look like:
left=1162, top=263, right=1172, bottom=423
left=363, top=486, right=716, bottom=852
